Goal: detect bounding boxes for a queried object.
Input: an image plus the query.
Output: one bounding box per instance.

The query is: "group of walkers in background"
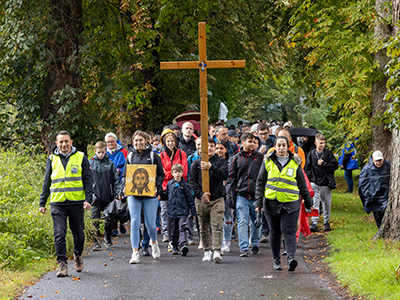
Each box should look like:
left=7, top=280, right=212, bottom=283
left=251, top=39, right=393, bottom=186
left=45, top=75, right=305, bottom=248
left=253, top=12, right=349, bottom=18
left=39, top=118, right=391, bottom=277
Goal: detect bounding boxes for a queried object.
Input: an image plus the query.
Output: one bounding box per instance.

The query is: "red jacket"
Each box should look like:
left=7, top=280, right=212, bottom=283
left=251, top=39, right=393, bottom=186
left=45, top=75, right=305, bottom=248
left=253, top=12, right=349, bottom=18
left=160, top=149, right=188, bottom=191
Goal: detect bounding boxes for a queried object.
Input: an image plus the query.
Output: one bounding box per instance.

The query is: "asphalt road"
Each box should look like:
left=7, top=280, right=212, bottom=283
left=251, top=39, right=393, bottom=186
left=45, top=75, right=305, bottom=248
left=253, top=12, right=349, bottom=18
left=19, top=226, right=342, bottom=300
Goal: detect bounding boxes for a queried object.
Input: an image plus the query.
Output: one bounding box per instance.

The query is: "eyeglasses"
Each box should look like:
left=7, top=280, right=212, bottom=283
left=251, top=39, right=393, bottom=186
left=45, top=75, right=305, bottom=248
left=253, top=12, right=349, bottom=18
left=106, top=140, right=116, bottom=144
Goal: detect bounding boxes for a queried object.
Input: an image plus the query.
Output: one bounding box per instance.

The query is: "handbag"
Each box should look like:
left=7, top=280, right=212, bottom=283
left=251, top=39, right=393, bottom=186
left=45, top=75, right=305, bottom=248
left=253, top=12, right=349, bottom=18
left=103, top=200, right=130, bottom=223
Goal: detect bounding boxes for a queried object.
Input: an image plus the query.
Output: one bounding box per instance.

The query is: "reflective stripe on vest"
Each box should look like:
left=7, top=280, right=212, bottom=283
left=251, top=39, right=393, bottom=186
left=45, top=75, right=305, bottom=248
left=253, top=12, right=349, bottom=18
left=50, top=151, right=85, bottom=203
left=264, top=158, right=300, bottom=202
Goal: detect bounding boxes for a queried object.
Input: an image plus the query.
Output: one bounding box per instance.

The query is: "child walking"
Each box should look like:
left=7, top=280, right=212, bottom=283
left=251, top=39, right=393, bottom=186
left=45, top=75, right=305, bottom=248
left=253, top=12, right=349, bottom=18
left=164, top=164, right=196, bottom=256
left=90, top=141, right=121, bottom=250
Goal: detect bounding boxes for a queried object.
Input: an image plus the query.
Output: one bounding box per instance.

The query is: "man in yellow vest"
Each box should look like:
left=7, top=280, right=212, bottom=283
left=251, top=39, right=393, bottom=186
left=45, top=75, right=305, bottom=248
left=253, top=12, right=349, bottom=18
left=39, top=131, right=93, bottom=277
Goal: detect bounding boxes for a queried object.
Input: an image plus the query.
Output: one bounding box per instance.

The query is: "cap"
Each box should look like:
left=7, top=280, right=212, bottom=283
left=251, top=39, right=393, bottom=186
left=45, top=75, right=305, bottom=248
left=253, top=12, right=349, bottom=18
left=250, top=123, right=259, bottom=132
left=283, top=122, right=291, bottom=128
left=228, top=130, right=240, bottom=137
left=372, top=150, right=384, bottom=160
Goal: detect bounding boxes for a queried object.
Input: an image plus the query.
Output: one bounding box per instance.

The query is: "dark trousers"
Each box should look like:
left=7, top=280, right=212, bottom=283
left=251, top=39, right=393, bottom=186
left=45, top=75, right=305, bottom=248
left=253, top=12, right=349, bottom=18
left=373, top=211, right=385, bottom=228
left=261, top=211, right=270, bottom=236
left=265, top=209, right=299, bottom=261
left=169, top=217, right=188, bottom=249
left=91, top=201, right=114, bottom=238
left=51, top=204, right=85, bottom=263
left=344, top=169, right=353, bottom=192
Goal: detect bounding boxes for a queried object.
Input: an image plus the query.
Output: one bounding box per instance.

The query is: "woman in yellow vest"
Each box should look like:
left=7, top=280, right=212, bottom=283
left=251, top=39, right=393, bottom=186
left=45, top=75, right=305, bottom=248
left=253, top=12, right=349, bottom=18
left=255, top=136, right=312, bottom=272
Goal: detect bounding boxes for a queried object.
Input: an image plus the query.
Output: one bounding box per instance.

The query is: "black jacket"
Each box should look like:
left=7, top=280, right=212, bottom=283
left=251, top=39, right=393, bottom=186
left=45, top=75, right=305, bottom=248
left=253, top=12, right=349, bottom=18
left=163, top=179, right=196, bottom=218
left=304, top=148, right=338, bottom=186
left=226, top=149, right=264, bottom=202
left=39, top=146, right=93, bottom=207
left=189, top=154, right=228, bottom=201
left=121, top=145, right=165, bottom=198
left=90, top=153, right=120, bottom=203
left=255, top=151, right=312, bottom=215
left=178, top=135, right=196, bottom=156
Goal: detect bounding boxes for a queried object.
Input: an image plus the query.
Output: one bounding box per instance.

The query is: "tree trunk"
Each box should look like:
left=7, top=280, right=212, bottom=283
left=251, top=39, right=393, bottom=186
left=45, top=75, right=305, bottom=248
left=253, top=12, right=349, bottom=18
left=41, top=0, right=83, bottom=154
left=371, top=0, right=392, bottom=159
left=375, top=0, right=400, bottom=240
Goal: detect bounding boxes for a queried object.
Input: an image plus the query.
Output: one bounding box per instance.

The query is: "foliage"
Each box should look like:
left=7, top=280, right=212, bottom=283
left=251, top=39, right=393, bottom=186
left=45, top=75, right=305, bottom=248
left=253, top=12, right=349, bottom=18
left=287, top=0, right=378, bottom=152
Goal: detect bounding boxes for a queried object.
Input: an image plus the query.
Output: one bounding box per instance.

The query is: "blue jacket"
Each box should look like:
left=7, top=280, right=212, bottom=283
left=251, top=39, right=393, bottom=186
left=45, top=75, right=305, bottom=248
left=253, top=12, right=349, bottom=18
left=338, top=142, right=358, bottom=170
left=187, top=150, right=201, bottom=182
left=107, top=142, right=127, bottom=180
left=164, top=179, right=196, bottom=218
left=358, top=157, right=390, bottom=213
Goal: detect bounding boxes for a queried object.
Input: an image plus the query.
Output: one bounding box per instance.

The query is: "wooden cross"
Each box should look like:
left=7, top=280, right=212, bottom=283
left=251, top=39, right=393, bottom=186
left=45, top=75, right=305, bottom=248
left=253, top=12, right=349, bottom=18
left=160, top=22, right=245, bottom=194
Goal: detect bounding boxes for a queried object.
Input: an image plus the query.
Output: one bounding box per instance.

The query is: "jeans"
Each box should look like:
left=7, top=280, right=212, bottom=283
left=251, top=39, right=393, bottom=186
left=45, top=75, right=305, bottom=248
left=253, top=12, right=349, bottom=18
left=236, top=195, right=261, bottom=251
left=266, top=208, right=299, bottom=261
left=51, top=204, right=85, bottom=263
left=127, top=196, right=158, bottom=249
left=195, top=197, right=224, bottom=252
left=311, top=183, right=332, bottom=225
left=160, top=200, right=168, bottom=236
left=344, top=169, right=353, bottom=192
left=223, top=201, right=234, bottom=242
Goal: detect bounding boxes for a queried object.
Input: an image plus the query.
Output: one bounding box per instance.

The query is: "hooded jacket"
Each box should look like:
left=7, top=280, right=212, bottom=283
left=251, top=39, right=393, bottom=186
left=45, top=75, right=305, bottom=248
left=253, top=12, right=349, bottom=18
left=160, top=129, right=188, bottom=192
left=358, top=156, right=390, bottom=213
left=90, top=153, right=121, bottom=203
left=163, top=178, right=196, bottom=218
left=121, top=145, right=164, bottom=198
left=39, top=146, right=93, bottom=207
left=255, top=151, right=312, bottom=215
left=178, top=135, right=196, bottom=156
left=226, top=148, right=264, bottom=203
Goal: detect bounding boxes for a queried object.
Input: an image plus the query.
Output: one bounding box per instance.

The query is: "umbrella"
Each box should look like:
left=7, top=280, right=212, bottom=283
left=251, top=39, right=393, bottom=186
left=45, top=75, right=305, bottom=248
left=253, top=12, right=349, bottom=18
left=176, top=120, right=201, bottom=131
left=226, top=117, right=249, bottom=127
left=289, top=127, right=320, bottom=137
left=173, top=110, right=201, bottom=123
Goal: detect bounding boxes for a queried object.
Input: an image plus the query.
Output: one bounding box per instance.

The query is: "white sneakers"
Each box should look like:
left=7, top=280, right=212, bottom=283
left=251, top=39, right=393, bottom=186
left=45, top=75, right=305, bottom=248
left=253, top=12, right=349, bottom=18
left=221, top=241, right=231, bottom=253
left=151, top=241, right=161, bottom=259
left=213, top=251, right=222, bottom=263
left=202, top=250, right=212, bottom=261
left=130, top=251, right=140, bottom=264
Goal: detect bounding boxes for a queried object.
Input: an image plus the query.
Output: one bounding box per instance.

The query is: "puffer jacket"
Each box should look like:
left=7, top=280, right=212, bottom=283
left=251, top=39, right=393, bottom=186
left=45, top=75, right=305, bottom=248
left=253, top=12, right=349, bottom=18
left=90, top=153, right=120, bottom=202
left=358, top=156, right=390, bottom=213
left=163, top=179, right=196, bottom=218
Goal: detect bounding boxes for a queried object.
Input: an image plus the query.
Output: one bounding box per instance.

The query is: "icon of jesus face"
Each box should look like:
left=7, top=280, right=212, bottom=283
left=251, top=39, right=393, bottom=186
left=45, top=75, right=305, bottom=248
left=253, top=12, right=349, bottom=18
left=131, top=168, right=150, bottom=195
left=135, top=172, right=146, bottom=189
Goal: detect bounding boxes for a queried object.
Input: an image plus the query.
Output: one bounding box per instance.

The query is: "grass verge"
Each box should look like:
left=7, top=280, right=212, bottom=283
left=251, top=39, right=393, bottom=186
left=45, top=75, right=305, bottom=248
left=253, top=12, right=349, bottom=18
left=326, top=170, right=400, bottom=300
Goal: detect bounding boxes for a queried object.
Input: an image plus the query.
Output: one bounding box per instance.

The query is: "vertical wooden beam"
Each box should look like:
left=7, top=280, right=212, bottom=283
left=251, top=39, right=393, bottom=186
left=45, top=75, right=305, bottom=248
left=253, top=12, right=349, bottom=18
left=198, top=22, right=210, bottom=194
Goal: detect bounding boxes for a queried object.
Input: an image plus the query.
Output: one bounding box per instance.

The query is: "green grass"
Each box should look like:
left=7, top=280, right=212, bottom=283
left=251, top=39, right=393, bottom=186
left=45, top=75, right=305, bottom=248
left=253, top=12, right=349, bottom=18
left=326, top=170, right=400, bottom=300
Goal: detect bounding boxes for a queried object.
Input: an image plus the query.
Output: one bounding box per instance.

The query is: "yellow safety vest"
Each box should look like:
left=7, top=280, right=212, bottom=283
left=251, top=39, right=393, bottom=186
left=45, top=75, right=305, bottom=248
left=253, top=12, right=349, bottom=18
left=264, top=158, right=300, bottom=202
left=50, top=151, right=85, bottom=203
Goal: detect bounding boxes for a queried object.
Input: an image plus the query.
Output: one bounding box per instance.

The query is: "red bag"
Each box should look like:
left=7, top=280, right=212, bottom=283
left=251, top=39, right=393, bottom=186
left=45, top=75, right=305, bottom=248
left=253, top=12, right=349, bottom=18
left=297, top=171, right=315, bottom=241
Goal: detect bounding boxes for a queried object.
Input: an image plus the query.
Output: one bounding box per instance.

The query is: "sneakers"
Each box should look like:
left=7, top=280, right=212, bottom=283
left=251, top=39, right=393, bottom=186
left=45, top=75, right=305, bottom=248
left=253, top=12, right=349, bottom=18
left=142, top=247, right=150, bottom=256
left=281, top=250, right=287, bottom=256
left=151, top=241, right=161, bottom=259
left=168, top=242, right=173, bottom=252
left=188, top=238, right=195, bottom=245
left=181, top=246, right=189, bottom=257
left=129, top=251, right=140, bottom=264
left=288, top=258, right=298, bottom=271
left=104, top=234, right=113, bottom=248
left=259, top=235, right=269, bottom=243
left=240, top=250, right=249, bottom=257
left=310, top=223, right=319, bottom=232
left=251, top=246, right=260, bottom=255
left=56, top=261, right=68, bottom=277
left=74, top=254, right=84, bottom=272
left=162, top=234, right=169, bottom=243
left=202, top=250, right=212, bottom=262
left=273, top=259, right=282, bottom=271
left=172, top=248, right=179, bottom=255
left=111, top=229, right=118, bottom=237
left=324, top=223, right=331, bottom=232
left=221, top=241, right=231, bottom=253
left=119, top=223, right=127, bottom=234
left=93, top=239, right=102, bottom=251
left=213, top=251, right=222, bottom=263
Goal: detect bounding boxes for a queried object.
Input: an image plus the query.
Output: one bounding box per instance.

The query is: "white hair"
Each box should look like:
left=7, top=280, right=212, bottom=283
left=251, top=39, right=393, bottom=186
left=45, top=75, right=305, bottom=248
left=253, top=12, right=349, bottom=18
left=105, top=132, right=118, bottom=141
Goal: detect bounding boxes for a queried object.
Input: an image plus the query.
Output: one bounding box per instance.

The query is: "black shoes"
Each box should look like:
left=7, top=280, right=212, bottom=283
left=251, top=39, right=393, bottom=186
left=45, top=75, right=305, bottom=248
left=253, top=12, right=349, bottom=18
left=142, top=247, right=150, bottom=256
left=310, top=223, right=319, bottom=232
left=240, top=250, right=249, bottom=257
left=93, top=239, right=102, bottom=251
left=181, top=246, right=189, bottom=257
left=104, top=234, right=113, bottom=248
left=288, top=259, right=298, bottom=272
left=324, top=223, right=331, bottom=231
left=251, top=246, right=260, bottom=255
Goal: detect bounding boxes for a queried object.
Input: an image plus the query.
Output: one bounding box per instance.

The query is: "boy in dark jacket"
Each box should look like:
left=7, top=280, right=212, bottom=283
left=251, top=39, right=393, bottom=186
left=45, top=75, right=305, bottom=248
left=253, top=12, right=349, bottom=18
left=90, top=141, right=121, bottom=250
left=164, top=164, right=196, bottom=256
left=189, top=138, right=228, bottom=263
left=304, top=134, right=338, bottom=232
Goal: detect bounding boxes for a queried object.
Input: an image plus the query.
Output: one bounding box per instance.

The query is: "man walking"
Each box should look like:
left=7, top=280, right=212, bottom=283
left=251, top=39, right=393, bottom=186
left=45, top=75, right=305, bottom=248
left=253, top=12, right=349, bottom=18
left=226, top=133, right=264, bottom=256
left=39, top=131, right=93, bottom=277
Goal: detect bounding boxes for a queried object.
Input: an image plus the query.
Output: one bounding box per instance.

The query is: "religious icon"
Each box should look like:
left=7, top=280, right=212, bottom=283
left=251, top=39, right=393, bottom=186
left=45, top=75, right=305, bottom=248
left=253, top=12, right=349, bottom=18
left=125, top=164, right=156, bottom=196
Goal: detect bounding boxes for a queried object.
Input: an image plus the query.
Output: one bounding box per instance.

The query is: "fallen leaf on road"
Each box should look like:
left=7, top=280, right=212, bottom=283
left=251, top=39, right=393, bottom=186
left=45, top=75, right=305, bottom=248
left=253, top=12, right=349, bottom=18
left=219, top=291, right=224, bottom=294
